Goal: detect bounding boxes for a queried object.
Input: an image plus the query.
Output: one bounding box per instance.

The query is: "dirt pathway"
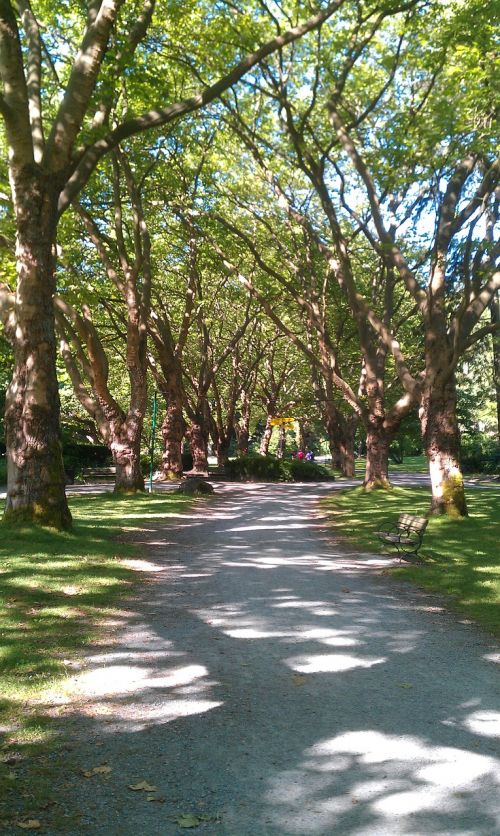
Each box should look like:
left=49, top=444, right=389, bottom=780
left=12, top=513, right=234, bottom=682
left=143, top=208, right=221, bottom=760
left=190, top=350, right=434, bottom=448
left=51, top=483, right=499, bottom=835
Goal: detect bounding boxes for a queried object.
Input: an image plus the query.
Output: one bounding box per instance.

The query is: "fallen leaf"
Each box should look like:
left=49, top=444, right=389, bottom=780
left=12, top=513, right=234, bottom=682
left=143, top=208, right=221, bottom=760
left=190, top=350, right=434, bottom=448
left=146, top=795, right=166, bottom=803
left=398, top=682, right=413, bottom=689
left=292, top=675, right=307, bottom=686
left=176, top=814, right=201, bottom=828
left=83, top=765, right=112, bottom=777
left=16, top=821, right=41, bottom=830
left=341, top=587, right=351, bottom=593
left=128, top=781, right=157, bottom=792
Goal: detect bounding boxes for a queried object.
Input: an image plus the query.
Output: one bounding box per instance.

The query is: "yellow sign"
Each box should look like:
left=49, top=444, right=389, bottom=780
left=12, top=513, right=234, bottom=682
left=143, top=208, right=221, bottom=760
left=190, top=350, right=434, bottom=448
left=270, top=417, right=295, bottom=427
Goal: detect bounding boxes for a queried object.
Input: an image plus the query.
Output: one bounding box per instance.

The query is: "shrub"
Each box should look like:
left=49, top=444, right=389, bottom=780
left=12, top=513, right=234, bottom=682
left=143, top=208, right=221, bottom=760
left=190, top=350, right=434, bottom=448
left=461, top=436, right=500, bottom=475
left=225, top=453, right=283, bottom=481
left=288, top=458, right=333, bottom=482
left=63, top=442, right=112, bottom=481
left=225, top=454, right=334, bottom=482
left=140, top=451, right=163, bottom=474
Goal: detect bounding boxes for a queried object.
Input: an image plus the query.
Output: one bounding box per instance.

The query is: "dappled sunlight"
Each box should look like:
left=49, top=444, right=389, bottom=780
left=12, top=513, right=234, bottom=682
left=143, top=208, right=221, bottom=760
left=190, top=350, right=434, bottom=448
left=264, top=730, right=500, bottom=833
left=19, top=482, right=496, bottom=834
left=285, top=653, right=385, bottom=673
left=223, top=522, right=325, bottom=532
left=462, top=710, right=500, bottom=738
left=73, top=662, right=210, bottom=698
left=121, top=558, right=170, bottom=572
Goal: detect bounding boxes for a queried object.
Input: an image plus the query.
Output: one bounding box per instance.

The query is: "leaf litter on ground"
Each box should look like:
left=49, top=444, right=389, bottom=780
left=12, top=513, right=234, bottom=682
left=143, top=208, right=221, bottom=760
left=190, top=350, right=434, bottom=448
left=82, top=765, right=112, bottom=777
left=173, top=813, right=221, bottom=828
left=128, top=780, right=157, bottom=792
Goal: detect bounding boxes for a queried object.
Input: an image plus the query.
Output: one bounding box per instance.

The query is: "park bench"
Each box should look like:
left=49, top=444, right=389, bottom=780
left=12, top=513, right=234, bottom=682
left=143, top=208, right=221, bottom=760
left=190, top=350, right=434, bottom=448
left=376, top=513, right=428, bottom=562
left=80, top=466, right=116, bottom=482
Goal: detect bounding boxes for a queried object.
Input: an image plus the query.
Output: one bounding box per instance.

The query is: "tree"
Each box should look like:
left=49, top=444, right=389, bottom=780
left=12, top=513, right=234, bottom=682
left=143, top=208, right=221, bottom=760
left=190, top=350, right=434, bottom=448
left=55, top=148, right=150, bottom=491
left=0, top=0, right=343, bottom=527
left=326, top=0, right=500, bottom=513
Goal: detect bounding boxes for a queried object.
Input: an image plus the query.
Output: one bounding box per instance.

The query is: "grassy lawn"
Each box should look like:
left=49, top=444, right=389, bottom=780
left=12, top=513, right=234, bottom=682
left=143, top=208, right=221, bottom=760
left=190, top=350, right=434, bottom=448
left=332, top=454, right=428, bottom=479
left=323, top=485, right=500, bottom=637
left=0, top=491, right=191, bottom=830
left=388, top=454, right=428, bottom=473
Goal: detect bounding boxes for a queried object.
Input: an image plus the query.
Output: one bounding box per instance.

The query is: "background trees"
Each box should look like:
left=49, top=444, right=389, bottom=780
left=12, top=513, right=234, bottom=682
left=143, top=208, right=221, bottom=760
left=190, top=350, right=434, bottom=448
left=0, top=0, right=498, bottom=521
left=0, top=0, right=341, bottom=526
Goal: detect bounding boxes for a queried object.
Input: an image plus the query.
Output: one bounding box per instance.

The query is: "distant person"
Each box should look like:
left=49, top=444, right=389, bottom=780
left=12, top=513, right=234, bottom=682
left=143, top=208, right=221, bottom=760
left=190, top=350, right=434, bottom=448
left=305, top=451, right=315, bottom=461
left=297, top=450, right=305, bottom=460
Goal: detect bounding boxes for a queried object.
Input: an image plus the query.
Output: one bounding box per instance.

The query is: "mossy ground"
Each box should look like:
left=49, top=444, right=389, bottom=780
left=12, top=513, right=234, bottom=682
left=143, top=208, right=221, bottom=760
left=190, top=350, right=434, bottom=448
left=322, top=485, right=500, bottom=637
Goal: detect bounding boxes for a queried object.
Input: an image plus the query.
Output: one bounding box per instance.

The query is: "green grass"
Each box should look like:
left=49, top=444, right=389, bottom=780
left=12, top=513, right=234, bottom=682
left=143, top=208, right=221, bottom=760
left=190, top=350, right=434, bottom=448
left=0, top=491, right=191, bottom=830
left=332, top=455, right=428, bottom=479
left=323, top=485, right=500, bottom=636
left=388, top=454, right=428, bottom=473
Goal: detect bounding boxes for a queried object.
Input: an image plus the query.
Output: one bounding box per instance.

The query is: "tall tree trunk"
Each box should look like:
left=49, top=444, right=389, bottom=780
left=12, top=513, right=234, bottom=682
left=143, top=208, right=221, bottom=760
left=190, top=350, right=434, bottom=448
left=490, top=293, right=500, bottom=441
left=5, top=176, right=71, bottom=528
left=364, top=425, right=391, bottom=489
left=236, top=394, right=251, bottom=455
left=216, top=437, right=231, bottom=468
left=339, top=418, right=356, bottom=478
left=111, top=434, right=144, bottom=492
left=188, top=420, right=209, bottom=474
left=297, top=420, right=306, bottom=452
left=276, top=423, right=286, bottom=458
left=160, top=381, right=186, bottom=480
left=325, top=402, right=356, bottom=477
left=421, top=369, right=467, bottom=516
left=260, top=415, right=273, bottom=455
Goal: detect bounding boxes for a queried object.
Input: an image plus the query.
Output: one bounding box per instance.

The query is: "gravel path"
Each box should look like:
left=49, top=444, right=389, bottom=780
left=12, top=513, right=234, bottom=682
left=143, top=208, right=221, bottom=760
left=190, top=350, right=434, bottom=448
left=52, top=483, right=499, bottom=835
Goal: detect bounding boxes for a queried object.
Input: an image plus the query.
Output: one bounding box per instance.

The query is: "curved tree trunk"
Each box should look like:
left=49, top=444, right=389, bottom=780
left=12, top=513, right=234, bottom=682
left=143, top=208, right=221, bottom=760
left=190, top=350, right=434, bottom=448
left=421, top=370, right=467, bottom=516
left=4, top=178, right=71, bottom=528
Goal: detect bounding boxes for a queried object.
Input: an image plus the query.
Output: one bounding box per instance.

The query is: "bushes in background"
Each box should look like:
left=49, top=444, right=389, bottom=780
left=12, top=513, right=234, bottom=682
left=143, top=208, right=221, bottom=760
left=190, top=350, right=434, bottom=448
left=63, top=442, right=112, bottom=481
left=461, top=436, right=500, bottom=475
left=225, top=454, right=334, bottom=482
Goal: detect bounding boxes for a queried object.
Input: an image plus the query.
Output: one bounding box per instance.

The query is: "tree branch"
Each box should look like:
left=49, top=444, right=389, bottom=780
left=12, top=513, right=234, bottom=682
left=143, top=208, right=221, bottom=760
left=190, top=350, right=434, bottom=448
left=58, top=0, right=346, bottom=212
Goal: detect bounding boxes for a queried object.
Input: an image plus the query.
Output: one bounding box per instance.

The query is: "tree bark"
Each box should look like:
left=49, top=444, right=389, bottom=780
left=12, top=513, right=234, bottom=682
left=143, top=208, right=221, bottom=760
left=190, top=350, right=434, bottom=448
left=490, top=293, right=500, bottom=441
left=260, top=415, right=273, bottom=455
left=111, top=434, right=144, bottom=492
left=215, top=436, right=231, bottom=468
left=236, top=393, right=251, bottom=455
left=4, top=173, right=71, bottom=528
left=421, top=369, right=467, bottom=516
left=188, top=420, right=209, bottom=474
left=364, top=425, right=391, bottom=489
left=339, top=419, right=356, bottom=478
left=159, top=378, right=186, bottom=480
left=276, top=423, right=285, bottom=458
left=325, top=402, right=356, bottom=477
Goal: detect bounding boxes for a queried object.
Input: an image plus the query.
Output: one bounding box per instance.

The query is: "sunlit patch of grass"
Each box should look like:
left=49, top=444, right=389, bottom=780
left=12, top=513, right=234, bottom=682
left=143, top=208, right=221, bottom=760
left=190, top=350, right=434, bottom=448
left=388, top=455, right=428, bottom=473
left=0, top=491, right=191, bottom=829
left=323, top=486, right=500, bottom=636
left=332, top=455, right=428, bottom=479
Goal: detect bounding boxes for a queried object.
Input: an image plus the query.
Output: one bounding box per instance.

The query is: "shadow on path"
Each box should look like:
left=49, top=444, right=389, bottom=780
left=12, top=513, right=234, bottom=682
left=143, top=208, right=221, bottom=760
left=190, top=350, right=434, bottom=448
left=30, top=484, right=499, bottom=834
